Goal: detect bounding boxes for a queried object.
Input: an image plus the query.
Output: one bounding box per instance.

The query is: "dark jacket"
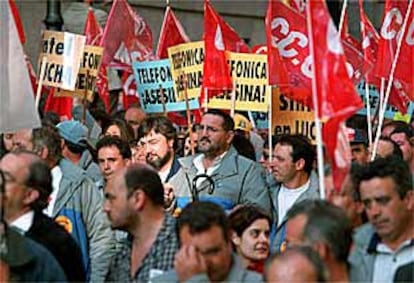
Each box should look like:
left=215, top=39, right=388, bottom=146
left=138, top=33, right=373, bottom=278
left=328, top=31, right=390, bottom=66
left=26, top=211, right=86, bottom=282
left=4, top=227, right=67, bottom=282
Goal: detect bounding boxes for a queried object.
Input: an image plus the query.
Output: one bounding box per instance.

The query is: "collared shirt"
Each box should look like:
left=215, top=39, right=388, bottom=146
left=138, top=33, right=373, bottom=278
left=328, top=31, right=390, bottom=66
left=10, top=210, right=34, bottom=234
left=193, top=151, right=227, bottom=188
left=371, top=235, right=414, bottom=282
left=106, top=214, right=179, bottom=283
left=44, top=166, right=62, bottom=217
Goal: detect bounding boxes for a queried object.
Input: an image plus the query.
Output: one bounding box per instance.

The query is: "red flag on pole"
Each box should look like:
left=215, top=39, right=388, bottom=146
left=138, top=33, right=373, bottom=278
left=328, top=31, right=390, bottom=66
left=156, top=6, right=190, bottom=59
left=265, top=0, right=290, bottom=93
left=394, top=2, right=414, bottom=101
left=9, top=0, right=25, bottom=44
left=308, top=0, right=363, bottom=191
left=84, top=8, right=102, bottom=45
left=44, top=89, right=73, bottom=120
left=202, top=0, right=249, bottom=94
left=100, top=0, right=153, bottom=67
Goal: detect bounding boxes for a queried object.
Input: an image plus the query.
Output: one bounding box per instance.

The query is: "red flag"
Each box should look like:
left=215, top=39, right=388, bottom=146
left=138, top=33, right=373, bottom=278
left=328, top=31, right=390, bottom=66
left=287, top=0, right=306, bottom=14
left=44, top=89, right=73, bottom=120
left=394, top=1, right=414, bottom=101
left=121, top=70, right=139, bottom=110
left=100, top=0, right=153, bottom=67
left=375, top=0, right=408, bottom=79
left=84, top=8, right=102, bottom=45
left=156, top=6, right=190, bottom=59
left=9, top=0, right=25, bottom=44
left=308, top=0, right=363, bottom=190
left=202, top=0, right=249, bottom=94
left=265, top=0, right=290, bottom=93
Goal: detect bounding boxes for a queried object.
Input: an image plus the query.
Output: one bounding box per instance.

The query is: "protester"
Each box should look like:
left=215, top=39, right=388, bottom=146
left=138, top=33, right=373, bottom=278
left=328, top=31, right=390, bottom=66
left=350, top=128, right=369, bottom=165
left=124, top=104, right=146, bottom=139
left=285, top=199, right=353, bottom=282
left=228, top=205, right=271, bottom=273
left=268, top=134, right=319, bottom=252
left=371, top=136, right=403, bottom=160
left=232, top=133, right=257, bottom=161
left=0, top=151, right=85, bottom=281
left=153, top=201, right=262, bottom=282
left=265, top=246, right=328, bottom=282
left=137, top=115, right=180, bottom=183
left=31, top=126, right=115, bottom=282
left=234, top=113, right=264, bottom=161
left=56, top=120, right=102, bottom=184
left=381, top=120, right=409, bottom=138
left=103, top=118, right=135, bottom=143
left=350, top=156, right=414, bottom=282
left=168, top=110, right=271, bottom=215
left=104, top=164, right=179, bottom=282
left=183, top=129, right=199, bottom=157
left=390, top=124, right=414, bottom=172
left=96, top=135, right=131, bottom=186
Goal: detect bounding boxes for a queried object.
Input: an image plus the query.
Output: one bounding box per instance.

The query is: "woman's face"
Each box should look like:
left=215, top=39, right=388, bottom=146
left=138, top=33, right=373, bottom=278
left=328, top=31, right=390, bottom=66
left=105, top=125, right=122, bottom=138
left=233, top=219, right=270, bottom=263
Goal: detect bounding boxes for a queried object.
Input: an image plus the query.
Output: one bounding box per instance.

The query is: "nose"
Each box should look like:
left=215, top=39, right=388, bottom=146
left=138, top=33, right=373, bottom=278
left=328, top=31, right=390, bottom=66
left=103, top=199, right=110, bottom=213
left=258, top=232, right=269, bottom=243
left=368, top=201, right=381, bottom=219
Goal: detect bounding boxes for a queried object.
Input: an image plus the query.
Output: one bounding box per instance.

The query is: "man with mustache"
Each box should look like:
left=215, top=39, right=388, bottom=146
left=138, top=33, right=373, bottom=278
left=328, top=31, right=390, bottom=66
left=137, top=115, right=180, bottom=184
left=169, top=110, right=271, bottom=215
left=349, top=156, right=414, bottom=282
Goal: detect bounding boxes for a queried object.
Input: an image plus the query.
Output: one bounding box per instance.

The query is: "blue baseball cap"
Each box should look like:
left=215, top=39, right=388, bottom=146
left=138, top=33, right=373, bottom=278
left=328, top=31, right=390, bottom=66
left=56, top=120, right=88, bottom=148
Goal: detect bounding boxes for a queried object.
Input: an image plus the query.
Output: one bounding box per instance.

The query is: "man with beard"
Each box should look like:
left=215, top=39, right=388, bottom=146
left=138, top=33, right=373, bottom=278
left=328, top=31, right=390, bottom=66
left=137, top=116, right=180, bottom=183
left=169, top=110, right=271, bottom=215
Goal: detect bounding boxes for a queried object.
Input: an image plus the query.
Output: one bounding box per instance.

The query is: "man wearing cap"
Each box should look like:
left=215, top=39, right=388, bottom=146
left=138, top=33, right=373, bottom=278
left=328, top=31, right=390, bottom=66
left=234, top=113, right=264, bottom=162
left=56, top=120, right=102, bottom=184
left=350, top=128, right=369, bottom=165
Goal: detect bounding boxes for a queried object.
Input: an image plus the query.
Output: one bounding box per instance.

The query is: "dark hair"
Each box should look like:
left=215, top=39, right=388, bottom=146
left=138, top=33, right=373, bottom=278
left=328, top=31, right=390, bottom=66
left=177, top=201, right=230, bottom=242
left=204, top=110, right=235, bottom=132
left=390, top=124, right=414, bottom=142
left=103, top=118, right=135, bottom=143
left=286, top=200, right=353, bottom=263
left=232, top=133, right=256, bottom=161
left=137, top=115, right=177, bottom=144
left=228, top=205, right=271, bottom=237
left=32, top=126, right=62, bottom=165
left=354, top=155, right=412, bottom=199
left=96, top=135, right=132, bottom=159
left=383, top=120, right=410, bottom=137
left=265, top=246, right=328, bottom=282
left=276, top=134, right=315, bottom=174
left=124, top=164, right=164, bottom=206
left=377, top=136, right=403, bottom=159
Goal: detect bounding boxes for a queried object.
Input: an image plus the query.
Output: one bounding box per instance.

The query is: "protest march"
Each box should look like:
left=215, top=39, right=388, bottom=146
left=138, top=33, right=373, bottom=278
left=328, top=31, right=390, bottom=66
left=0, top=0, right=413, bottom=282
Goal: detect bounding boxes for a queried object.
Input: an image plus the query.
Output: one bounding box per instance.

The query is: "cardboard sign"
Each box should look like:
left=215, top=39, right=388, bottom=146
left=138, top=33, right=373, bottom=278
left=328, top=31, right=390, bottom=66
left=133, top=59, right=199, bottom=113
left=38, top=30, right=85, bottom=90
left=272, top=90, right=317, bottom=143
left=168, top=41, right=204, bottom=101
left=357, top=82, right=414, bottom=123
left=55, top=45, right=103, bottom=101
left=208, top=52, right=270, bottom=112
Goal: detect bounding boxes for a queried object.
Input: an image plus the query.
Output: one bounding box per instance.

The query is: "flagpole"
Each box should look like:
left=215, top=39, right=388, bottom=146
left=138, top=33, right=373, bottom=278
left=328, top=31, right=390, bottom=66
left=306, top=1, right=325, bottom=200
left=230, top=80, right=236, bottom=118
left=182, top=73, right=195, bottom=155
left=159, top=84, right=167, bottom=115
left=268, top=86, right=273, bottom=163
left=338, top=0, right=348, bottom=35
left=364, top=80, right=373, bottom=149
left=35, top=56, right=48, bottom=110
left=371, top=0, right=413, bottom=160
left=204, top=87, right=209, bottom=113
left=82, top=70, right=90, bottom=125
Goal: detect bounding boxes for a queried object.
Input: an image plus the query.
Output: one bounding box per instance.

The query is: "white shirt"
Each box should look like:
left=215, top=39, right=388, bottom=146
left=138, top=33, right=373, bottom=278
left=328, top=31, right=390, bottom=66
left=10, top=210, right=34, bottom=234
left=277, top=180, right=310, bottom=226
left=44, top=165, right=62, bottom=217
left=158, top=170, right=169, bottom=184
left=193, top=152, right=227, bottom=188
left=372, top=240, right=414, bottom=282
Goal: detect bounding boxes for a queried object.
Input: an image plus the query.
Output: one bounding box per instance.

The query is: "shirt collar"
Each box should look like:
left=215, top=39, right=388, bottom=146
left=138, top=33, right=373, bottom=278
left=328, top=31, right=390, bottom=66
left=10, top=210, right=34, bottom=234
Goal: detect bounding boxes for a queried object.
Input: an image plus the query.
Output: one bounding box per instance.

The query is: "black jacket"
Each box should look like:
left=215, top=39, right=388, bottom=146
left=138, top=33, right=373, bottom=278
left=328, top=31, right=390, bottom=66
left=26, top=211, right=86, bottom=282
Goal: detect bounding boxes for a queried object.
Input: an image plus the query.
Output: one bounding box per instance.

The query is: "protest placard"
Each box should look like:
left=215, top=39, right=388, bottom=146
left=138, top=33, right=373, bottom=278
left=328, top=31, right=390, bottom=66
left=55, top=45, right=103, bottom=101
left=37, top=30, right=85, bottom=90
left=208, top=52, right=270, bottom=112
left=272, top=90, right=317, bottom=143
left=133, top=59, right=199, bottom=113
left=356, top=82, right=414, bottom=122
left=168, top=41, right=204, bottom=101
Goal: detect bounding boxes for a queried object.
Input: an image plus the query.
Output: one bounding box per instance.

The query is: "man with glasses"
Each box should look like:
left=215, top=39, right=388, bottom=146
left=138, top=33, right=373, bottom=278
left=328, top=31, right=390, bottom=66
left=169, top=109, right=271, bottom=215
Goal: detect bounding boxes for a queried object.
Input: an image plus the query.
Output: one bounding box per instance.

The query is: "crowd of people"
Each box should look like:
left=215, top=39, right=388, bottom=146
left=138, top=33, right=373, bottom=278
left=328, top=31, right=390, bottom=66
left=0, top=104, right=413, bottom=282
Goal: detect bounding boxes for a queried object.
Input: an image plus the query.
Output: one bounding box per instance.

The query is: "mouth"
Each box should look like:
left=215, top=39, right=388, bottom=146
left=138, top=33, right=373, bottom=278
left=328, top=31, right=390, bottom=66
left=255, top=245, right=269, bottom=253
left=372, top=219, right=388, bottom=229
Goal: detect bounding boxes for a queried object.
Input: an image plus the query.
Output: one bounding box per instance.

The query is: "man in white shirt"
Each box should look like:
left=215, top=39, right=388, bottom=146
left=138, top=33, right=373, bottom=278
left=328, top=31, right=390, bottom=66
left=268, top=134, right=320, bottom=252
